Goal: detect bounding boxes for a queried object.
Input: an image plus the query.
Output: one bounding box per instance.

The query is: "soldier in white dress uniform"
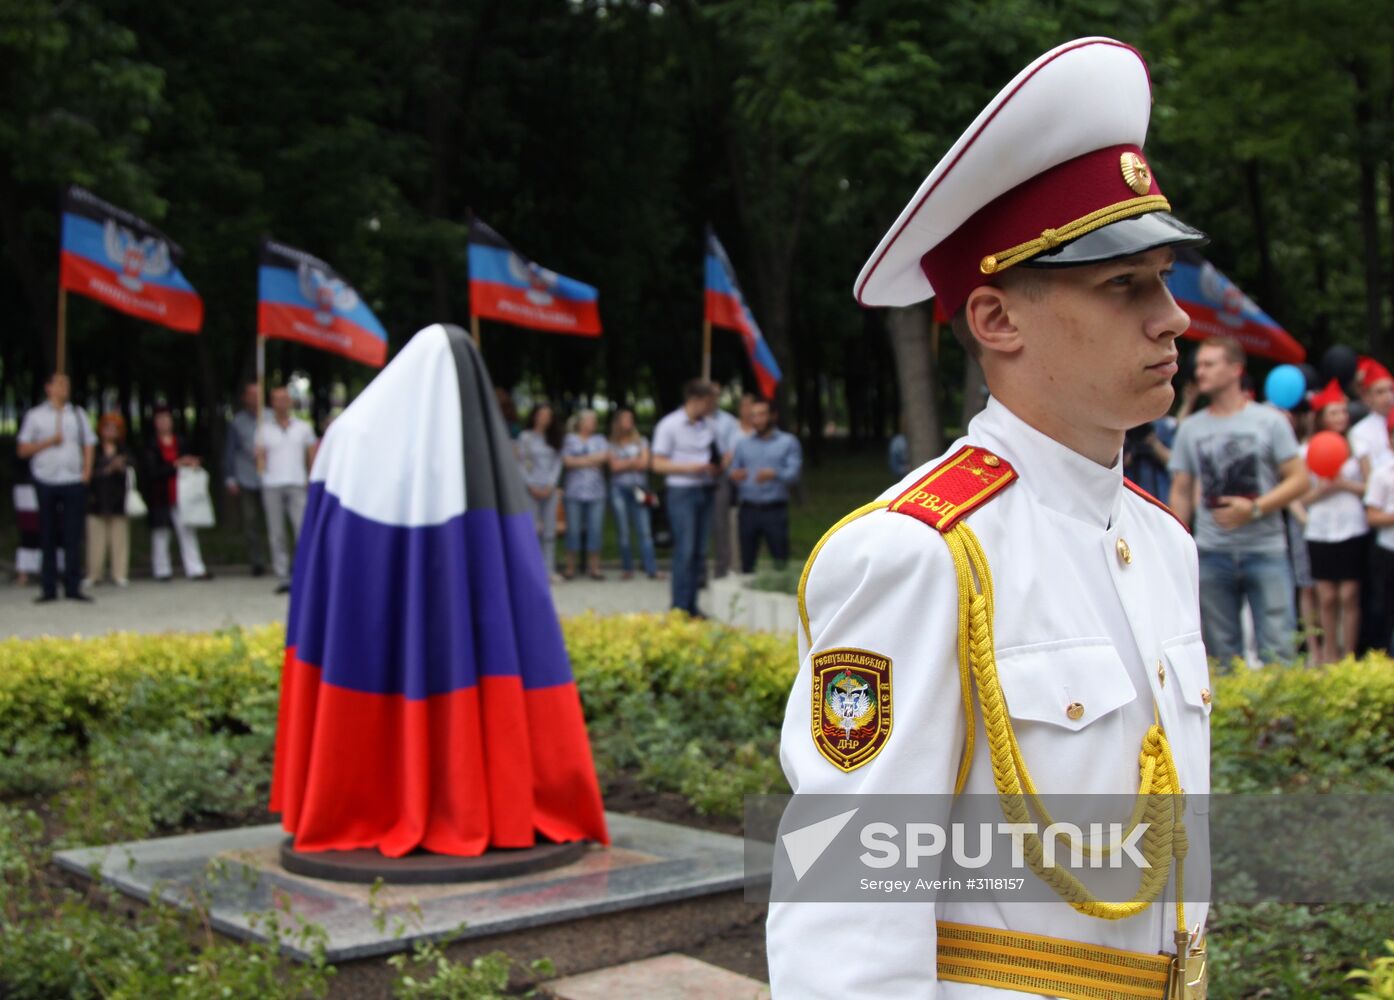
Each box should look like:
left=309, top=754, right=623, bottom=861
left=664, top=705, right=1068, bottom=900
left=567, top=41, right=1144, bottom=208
left=767, top=38, right=1212, bottom=1000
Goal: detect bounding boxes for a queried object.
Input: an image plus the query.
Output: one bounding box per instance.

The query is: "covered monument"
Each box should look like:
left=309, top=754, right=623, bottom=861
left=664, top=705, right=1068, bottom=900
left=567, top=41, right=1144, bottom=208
left=270, top=323, right=609, bottom=860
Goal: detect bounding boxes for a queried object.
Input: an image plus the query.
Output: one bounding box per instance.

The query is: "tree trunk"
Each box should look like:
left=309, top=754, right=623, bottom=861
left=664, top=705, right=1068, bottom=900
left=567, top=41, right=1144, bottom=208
left=961, top=354, right=988, bottom=430
left=1243, top=160, right=1279, bottom=316
left=885, top=305, right=941, bottom=468
left=1387, top=156, right=1394, bottom=357
left=1352, top=62, right=1385, bottom=357
left=0, top=175, right=55, bottom=378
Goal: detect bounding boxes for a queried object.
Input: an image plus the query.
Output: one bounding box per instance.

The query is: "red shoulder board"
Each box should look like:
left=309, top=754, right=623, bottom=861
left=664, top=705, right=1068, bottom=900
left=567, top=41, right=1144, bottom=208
left=889, top=445, right=1018, bottom=532
left=1124, top=478, right=1188, bottom=532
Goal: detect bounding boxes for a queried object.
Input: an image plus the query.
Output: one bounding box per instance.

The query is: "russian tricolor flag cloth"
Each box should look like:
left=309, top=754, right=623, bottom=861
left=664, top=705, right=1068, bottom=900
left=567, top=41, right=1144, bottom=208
left=270, top=323, right=609, bottom=856
left=258, top=239, right=388, bottom=367
left=59, top=186, right=203, bottom=333
left=468, top=219, right=602, bottom=337
left=1168, top=247, right=1305, bottom=364
left=704, top=229, right=782, bottom=399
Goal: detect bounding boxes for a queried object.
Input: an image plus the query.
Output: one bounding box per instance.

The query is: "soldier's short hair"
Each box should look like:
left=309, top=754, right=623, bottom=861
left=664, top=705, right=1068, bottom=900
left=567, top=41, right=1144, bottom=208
left=949, top=268, right=1051, bottom=359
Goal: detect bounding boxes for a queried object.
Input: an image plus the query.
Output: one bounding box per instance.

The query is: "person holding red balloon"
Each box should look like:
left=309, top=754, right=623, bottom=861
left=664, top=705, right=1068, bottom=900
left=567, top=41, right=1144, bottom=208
left=1299, top=381, right=1367, bottom=664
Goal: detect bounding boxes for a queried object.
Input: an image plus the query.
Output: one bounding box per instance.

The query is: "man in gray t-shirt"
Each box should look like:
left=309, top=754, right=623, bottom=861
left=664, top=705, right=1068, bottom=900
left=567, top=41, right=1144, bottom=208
left=1168, top=337, right=1309, bottom=665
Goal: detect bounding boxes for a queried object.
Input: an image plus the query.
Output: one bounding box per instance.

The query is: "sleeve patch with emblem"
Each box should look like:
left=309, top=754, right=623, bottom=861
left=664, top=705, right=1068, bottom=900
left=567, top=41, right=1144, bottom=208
left=811, top=647, right=893, bottom=772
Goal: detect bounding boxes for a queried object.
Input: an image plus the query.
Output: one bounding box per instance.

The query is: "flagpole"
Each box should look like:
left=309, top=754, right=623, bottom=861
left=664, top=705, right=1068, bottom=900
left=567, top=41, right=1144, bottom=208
left=255, top=333, right=266, bottom=475
left=701, top=318, right=712, bottom=382
left=471, top=313, right=481, bottom=349
left=56, top=285, right=68, bottom=376
left=931, top=319, right=941, bottom=363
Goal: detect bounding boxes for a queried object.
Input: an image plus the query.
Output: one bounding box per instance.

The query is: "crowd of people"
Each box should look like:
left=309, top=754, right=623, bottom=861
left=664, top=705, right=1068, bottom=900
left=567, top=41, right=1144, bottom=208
left=11, top=372, right=803, bottom=619
left=12, top=373, right=318, bottom=603
left=19, top=346, right=1390, bottom=651
left=1120, top=334, right=1394, bottom=666
left=503, top=378, right=803, bottom=615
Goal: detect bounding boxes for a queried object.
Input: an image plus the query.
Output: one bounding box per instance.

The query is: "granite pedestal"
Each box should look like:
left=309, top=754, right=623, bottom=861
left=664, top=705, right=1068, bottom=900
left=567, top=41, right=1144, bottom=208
left=54, top=811, right=768, bottom=975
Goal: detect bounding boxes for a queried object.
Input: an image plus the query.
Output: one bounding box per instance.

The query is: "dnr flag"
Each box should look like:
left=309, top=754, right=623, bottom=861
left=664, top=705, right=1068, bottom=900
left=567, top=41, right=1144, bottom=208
left=1167, top=248, right=1305, bottom=365
left=468, top=219, right=601, bottom=336
left=59, top=186, right=203, bottom=333
left=704, top=228, right=781, bottom=399
left=258, top=239, right=388, bottom=367
left=270, top=324, right=609, bottom=856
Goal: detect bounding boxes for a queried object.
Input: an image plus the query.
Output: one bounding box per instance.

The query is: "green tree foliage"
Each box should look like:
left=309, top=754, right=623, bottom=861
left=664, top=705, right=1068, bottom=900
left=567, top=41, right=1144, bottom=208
left=2, top=0, right=1391, bottom=465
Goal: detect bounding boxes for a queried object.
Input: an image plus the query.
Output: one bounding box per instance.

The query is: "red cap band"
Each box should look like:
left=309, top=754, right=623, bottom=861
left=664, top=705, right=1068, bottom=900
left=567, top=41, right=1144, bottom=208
left=920, top=143, right=1165, bottom=317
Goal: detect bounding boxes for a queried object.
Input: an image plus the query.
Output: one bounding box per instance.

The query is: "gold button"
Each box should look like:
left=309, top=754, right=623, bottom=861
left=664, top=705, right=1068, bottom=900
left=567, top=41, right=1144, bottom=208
left=1200, top=688, right=1212, bottom=705
left=1066, top=702, right=1085, bottom=721
left=1157, top=659, right=1166, bottom=687
left=982, top=454, right=1001, bottom=468
left=1116, top=537, right=1132, bottom=565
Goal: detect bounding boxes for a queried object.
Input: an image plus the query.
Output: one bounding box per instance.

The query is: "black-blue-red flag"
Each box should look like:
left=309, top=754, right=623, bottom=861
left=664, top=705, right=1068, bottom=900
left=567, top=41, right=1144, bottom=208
left=258, top=239, right=388, bottom=367
left=468, top=219, right=602, bottom=336
left=270, top=323, right=609, bottom=857
left=705, top=229, right=782, bottom=399
left=59, top=186, right=203, bottom=333
left=1167, top=248, right=1305, bottom=364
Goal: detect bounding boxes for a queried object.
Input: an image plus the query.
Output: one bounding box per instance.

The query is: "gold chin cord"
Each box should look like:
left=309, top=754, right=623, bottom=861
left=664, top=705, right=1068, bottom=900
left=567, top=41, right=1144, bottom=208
left=942, top=522, right=1206, bottom=999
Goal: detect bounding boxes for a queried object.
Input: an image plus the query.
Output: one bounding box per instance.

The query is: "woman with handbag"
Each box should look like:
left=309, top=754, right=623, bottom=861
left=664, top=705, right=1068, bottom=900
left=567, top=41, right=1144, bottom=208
left=607, top=408, right=660, bottom=580
left=84, top=412, right=134, bottom=588
left=141, top=405, right=210, bottom=581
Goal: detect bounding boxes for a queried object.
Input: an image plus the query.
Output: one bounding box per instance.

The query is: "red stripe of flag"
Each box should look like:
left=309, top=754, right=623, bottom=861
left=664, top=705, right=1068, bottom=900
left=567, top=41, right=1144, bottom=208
left=60, top=251, right=203, bottom=333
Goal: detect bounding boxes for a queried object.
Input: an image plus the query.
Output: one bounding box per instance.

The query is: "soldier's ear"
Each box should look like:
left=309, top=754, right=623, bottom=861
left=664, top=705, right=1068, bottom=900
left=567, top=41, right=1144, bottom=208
left=965, top=284, right=1024, bottom=357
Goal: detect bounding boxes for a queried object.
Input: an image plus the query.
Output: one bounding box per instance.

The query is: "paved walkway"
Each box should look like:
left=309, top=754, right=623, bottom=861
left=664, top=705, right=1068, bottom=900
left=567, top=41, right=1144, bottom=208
left=0, top=570, right=671, bottom=639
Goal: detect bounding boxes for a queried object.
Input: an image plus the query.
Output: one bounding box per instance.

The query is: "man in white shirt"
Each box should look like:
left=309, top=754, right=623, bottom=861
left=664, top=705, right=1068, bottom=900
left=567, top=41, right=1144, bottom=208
left=257, top=386, right=319, bottom=593
left=768, top=38, right=1213, bottom=998
left=15, top=373, right=95, bottom=603
left=652, top=379, right=719, bottom=615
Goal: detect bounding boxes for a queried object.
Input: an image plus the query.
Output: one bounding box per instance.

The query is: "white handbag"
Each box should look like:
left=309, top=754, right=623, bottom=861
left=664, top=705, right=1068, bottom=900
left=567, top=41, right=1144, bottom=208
left=124, top=466, right=147, bottom=518
left=176, top=466, right=216, bottom=528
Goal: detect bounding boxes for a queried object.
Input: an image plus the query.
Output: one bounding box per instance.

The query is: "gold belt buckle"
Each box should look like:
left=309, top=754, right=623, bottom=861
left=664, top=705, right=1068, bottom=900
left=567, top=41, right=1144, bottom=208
left=1168, top=928, right=1207, bottom=1000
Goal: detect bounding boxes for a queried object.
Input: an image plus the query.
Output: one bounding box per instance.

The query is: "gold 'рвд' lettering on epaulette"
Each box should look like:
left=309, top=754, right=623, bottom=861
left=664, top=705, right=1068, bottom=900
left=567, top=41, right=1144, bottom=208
left=889, top=445, right=1018, bottom=532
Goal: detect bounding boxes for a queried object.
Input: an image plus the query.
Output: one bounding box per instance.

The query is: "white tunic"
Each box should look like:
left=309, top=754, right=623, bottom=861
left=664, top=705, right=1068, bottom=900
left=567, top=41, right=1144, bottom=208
left=767, top=397, right=1211, bottom=999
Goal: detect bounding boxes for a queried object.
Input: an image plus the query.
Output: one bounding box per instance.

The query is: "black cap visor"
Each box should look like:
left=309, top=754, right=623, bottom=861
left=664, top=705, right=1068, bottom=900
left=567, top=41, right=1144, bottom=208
left=1019, top=211, right=1208, bottom=268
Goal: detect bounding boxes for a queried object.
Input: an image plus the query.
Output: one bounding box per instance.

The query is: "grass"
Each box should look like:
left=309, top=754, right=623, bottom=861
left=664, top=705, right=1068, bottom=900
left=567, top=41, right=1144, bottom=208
left=787, top=440, right=897, bottom=558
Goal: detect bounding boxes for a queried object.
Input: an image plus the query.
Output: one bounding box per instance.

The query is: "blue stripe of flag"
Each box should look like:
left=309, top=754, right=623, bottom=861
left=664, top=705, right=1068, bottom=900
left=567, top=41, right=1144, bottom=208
left=60, top=213, right=198, bottom=293
left=258, top=265, right=388, bottom=340
left=468, top=244, right=598, bottom=302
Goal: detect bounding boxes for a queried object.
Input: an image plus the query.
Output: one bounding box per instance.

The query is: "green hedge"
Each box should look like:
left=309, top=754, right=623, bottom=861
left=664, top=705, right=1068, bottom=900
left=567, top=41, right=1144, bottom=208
left=5, top=623, right=1394, bottom=996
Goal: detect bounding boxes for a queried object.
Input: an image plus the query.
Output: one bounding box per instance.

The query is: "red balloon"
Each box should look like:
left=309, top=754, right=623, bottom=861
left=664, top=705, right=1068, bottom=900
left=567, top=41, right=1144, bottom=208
left=1306, top=430, right=1350, bottom=479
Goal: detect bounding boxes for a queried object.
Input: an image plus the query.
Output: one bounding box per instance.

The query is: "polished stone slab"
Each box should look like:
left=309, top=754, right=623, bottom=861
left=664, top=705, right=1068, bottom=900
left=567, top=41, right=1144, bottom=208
left=54, top=812, right=766, bottom=963
left=546, top=954, right=771, bottom=1000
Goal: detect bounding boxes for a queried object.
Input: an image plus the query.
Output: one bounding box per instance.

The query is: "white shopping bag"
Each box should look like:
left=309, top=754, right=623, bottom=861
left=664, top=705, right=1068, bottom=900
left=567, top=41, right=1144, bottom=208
left=176, top=466, right=216, bottom=528
left=124, top=466, right=147, bottom=518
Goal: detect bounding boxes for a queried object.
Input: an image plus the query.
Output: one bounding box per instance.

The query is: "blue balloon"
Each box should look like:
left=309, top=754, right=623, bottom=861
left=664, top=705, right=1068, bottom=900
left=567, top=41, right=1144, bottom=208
left=1265, top=365, right=1306, bottom=409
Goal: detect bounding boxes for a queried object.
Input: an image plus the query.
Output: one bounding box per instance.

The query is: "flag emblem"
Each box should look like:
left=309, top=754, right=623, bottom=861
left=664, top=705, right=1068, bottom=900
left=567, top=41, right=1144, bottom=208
left=59, top=185, right=203, bottom=333
left=468, top=218, right=601, bottom=336
left=258, top=238, right=388, bottom=367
